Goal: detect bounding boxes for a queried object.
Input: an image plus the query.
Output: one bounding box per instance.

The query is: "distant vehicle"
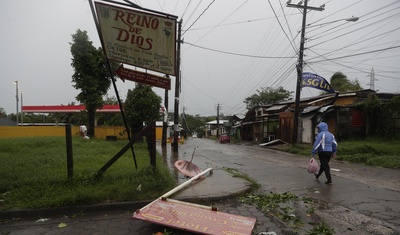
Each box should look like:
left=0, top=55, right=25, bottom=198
left=192, top=133, right=198, bottom=138
left=219, top=133, right=230, bottom=143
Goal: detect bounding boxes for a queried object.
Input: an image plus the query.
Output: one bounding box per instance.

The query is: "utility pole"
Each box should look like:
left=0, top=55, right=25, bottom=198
left=287, top=1, right=324, bottom=144
left=173, top=20, right=182, bottom=151
left=20, top=90, right=23, bottom=125
left=14, top=81, right=19, bottom=126
left=162, top=81, right=168, bottom=147
left=216, top=103, right=220, bottom=137
left=182, top=107, right=188, bottom=139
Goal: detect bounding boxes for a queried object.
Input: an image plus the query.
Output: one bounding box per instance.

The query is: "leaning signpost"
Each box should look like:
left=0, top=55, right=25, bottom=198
left=88, top=0, right=178, bottom=174
left=90, top=1, right=256, bottom=233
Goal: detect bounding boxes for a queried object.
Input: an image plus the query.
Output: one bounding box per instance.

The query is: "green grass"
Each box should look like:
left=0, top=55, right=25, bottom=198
left=223, top=167, right=260, bottom=191
left=287, top=138, right=400, bottom=169
left=0, top=137, right=175, bottom=210
left=1, top=137, right=399, bottom=211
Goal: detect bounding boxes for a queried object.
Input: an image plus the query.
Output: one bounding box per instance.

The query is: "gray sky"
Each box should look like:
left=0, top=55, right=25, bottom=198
left=1, top=0, right=399, bottom=117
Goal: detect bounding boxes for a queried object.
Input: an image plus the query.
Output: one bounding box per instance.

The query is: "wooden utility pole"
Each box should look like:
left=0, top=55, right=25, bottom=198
left=216, top=103, right=220, bottom=137
left=173, top=20, right=182, bottom=151
left=162, top=81, right=168, bottom=147
left=287, top=1, right=324, bottom=144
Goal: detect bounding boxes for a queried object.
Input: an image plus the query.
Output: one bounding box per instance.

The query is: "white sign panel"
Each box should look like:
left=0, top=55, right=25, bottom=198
left=95, top=2, right=176, bottom=75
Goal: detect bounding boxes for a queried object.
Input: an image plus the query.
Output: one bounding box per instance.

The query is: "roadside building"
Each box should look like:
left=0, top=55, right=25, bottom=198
left=234, top=89, right=400, bottom=144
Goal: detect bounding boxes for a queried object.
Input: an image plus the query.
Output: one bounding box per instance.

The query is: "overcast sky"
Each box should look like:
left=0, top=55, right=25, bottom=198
left=1, top=0, right=399, bottom=117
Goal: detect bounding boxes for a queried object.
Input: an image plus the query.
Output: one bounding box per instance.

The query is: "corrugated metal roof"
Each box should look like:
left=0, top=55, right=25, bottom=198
left=206, top=120, right=230, bottom=125
left=265, top=104, right=288, bottom=111
left=318, top=105, right=335, bottom=113
left=301, top=106, right=321, bottom=114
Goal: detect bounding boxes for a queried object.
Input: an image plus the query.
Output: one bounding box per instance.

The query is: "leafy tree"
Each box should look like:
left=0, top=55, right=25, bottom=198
left=57, top=102, right=84, bottom=125
left=244, top=86, right=293, bottom=109
left=330, top=72, right=363, bottom=92
left=97, top=96, right=124, bottom=126
left=0, top=108, right=6, bottom=118
left=124, top=84, right=162, bottom=138
left=70, top=29, right=113, bottom=136
left=360, top=95, right=400, bottom=139
left=183, top=114, right=207, bottom=136
left=104, top=96, right=119, bottom=105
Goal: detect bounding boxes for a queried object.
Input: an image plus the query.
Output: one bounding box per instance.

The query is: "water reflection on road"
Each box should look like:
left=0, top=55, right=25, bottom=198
left=159, top=144, right=180, bottom=182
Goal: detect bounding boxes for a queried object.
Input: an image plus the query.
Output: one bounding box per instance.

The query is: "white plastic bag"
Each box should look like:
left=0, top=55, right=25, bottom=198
left=307, top=157, right=319, bottom=174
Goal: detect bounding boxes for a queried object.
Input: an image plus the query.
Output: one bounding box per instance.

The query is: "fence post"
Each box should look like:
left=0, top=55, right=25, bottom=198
left=65, top=124, right=73, bottom=179
left=148, top=121, right=156, bottom=167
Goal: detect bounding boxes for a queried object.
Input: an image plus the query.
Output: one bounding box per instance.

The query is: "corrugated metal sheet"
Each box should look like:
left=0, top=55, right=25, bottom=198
left=265, top=104, right=288, bottom=111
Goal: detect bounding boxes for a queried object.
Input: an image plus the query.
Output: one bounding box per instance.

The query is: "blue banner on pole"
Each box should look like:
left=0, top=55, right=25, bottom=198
left=301, top=72, right=335, bottom=93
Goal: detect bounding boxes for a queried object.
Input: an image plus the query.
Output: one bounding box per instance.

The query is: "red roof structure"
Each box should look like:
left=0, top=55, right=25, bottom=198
left=22, top=105, right=122, bottom=113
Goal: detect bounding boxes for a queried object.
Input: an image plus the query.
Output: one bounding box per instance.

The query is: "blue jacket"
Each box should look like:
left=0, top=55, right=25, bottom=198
left=312, top=122, right=337, bottom=155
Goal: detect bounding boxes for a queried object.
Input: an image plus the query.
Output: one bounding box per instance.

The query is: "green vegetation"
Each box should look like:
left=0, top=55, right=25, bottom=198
left=223, top=167, right=260, bottom=191
left=70, top=29, right=116, bottom=136
left=359, top=95, right=400, bottom=139
left=1, top=134, right=398, bottom=235
left=244, top=86, right=293, bottom=109
left=0, top=137, right=175, bottom=210
left=306, top=223, right=335, bottom=235
left=125, top=84, right=162, bottom=137
left=287, top=138, right=400, bottom=169
left=330, top=72, right=362, bottom=92
left=240, top=192, right=332, bottom=234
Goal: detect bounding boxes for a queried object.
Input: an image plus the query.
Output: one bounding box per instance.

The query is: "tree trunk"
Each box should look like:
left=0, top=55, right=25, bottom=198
left=131, top=122, right=144, bottom=143
left=88, top=109, right=96, bottom=137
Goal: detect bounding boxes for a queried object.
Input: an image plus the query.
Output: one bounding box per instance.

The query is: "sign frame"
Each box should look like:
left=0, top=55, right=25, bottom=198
left=94, top=1, right=177, bottom=75
left=133, top=198, right=256, bottom=235
left=115, top=65, right=171, bottom=90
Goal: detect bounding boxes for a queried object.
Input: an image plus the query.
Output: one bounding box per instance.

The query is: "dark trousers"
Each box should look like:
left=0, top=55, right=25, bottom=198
left=316, top=151, right=332, bottom=182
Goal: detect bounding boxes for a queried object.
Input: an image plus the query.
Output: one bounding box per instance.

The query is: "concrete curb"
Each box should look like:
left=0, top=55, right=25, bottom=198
left=0, top=172, right=252, bottom=220
left=0, top=188, right=252, bottom=220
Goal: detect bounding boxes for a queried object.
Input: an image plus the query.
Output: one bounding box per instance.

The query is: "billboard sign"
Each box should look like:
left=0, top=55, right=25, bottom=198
left=133, top=198, right=256, bottom=235
left=94, top=2, right=177, bottom=75
left=301, top=72, right=335, bottom=93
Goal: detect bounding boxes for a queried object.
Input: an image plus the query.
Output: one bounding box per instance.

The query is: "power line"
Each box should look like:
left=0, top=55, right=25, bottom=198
left=186, top=13, right=301, bottom=31
left=182, top=0, right=216, bottom=36
left=184, top=1, right=250, bottom=45
left=267, top=0, right=297, bottom=54
left=184, top=42, right=297, bottom=59
left=309, top=45, right=400, bottom=63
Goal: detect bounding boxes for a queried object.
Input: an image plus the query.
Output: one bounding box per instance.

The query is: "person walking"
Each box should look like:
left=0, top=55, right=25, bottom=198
left=312, top=122, right=337, bottom=184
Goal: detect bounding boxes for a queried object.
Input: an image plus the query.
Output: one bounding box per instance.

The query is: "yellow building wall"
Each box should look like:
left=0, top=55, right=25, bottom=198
left=0, top=126, right=80, bottom=138
left=94, top=126, right=128, bottom=140
left=0, top=126, right=165, bottom=140
left=156, top=127, right=163, bottom=140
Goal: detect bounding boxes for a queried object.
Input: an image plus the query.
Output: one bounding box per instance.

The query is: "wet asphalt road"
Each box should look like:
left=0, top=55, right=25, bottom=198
left=1, top=138, right=399, bottom=235
left=170, top=138, right=400, bottom=234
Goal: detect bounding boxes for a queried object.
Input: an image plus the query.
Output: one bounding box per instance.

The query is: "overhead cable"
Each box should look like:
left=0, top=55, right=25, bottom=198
left=267, top=0, right=297, bottom=54
left=309, top=45, right=400, bottom=63
left=182, top=0, right=216, bottom=36
left=184, top=42, right=297, bottom=59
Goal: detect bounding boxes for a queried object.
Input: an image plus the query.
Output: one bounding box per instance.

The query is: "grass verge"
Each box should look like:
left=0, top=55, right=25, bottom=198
left=286, top=138, right=400, bottom=168
left=0, top=137, right=175, bottom=210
